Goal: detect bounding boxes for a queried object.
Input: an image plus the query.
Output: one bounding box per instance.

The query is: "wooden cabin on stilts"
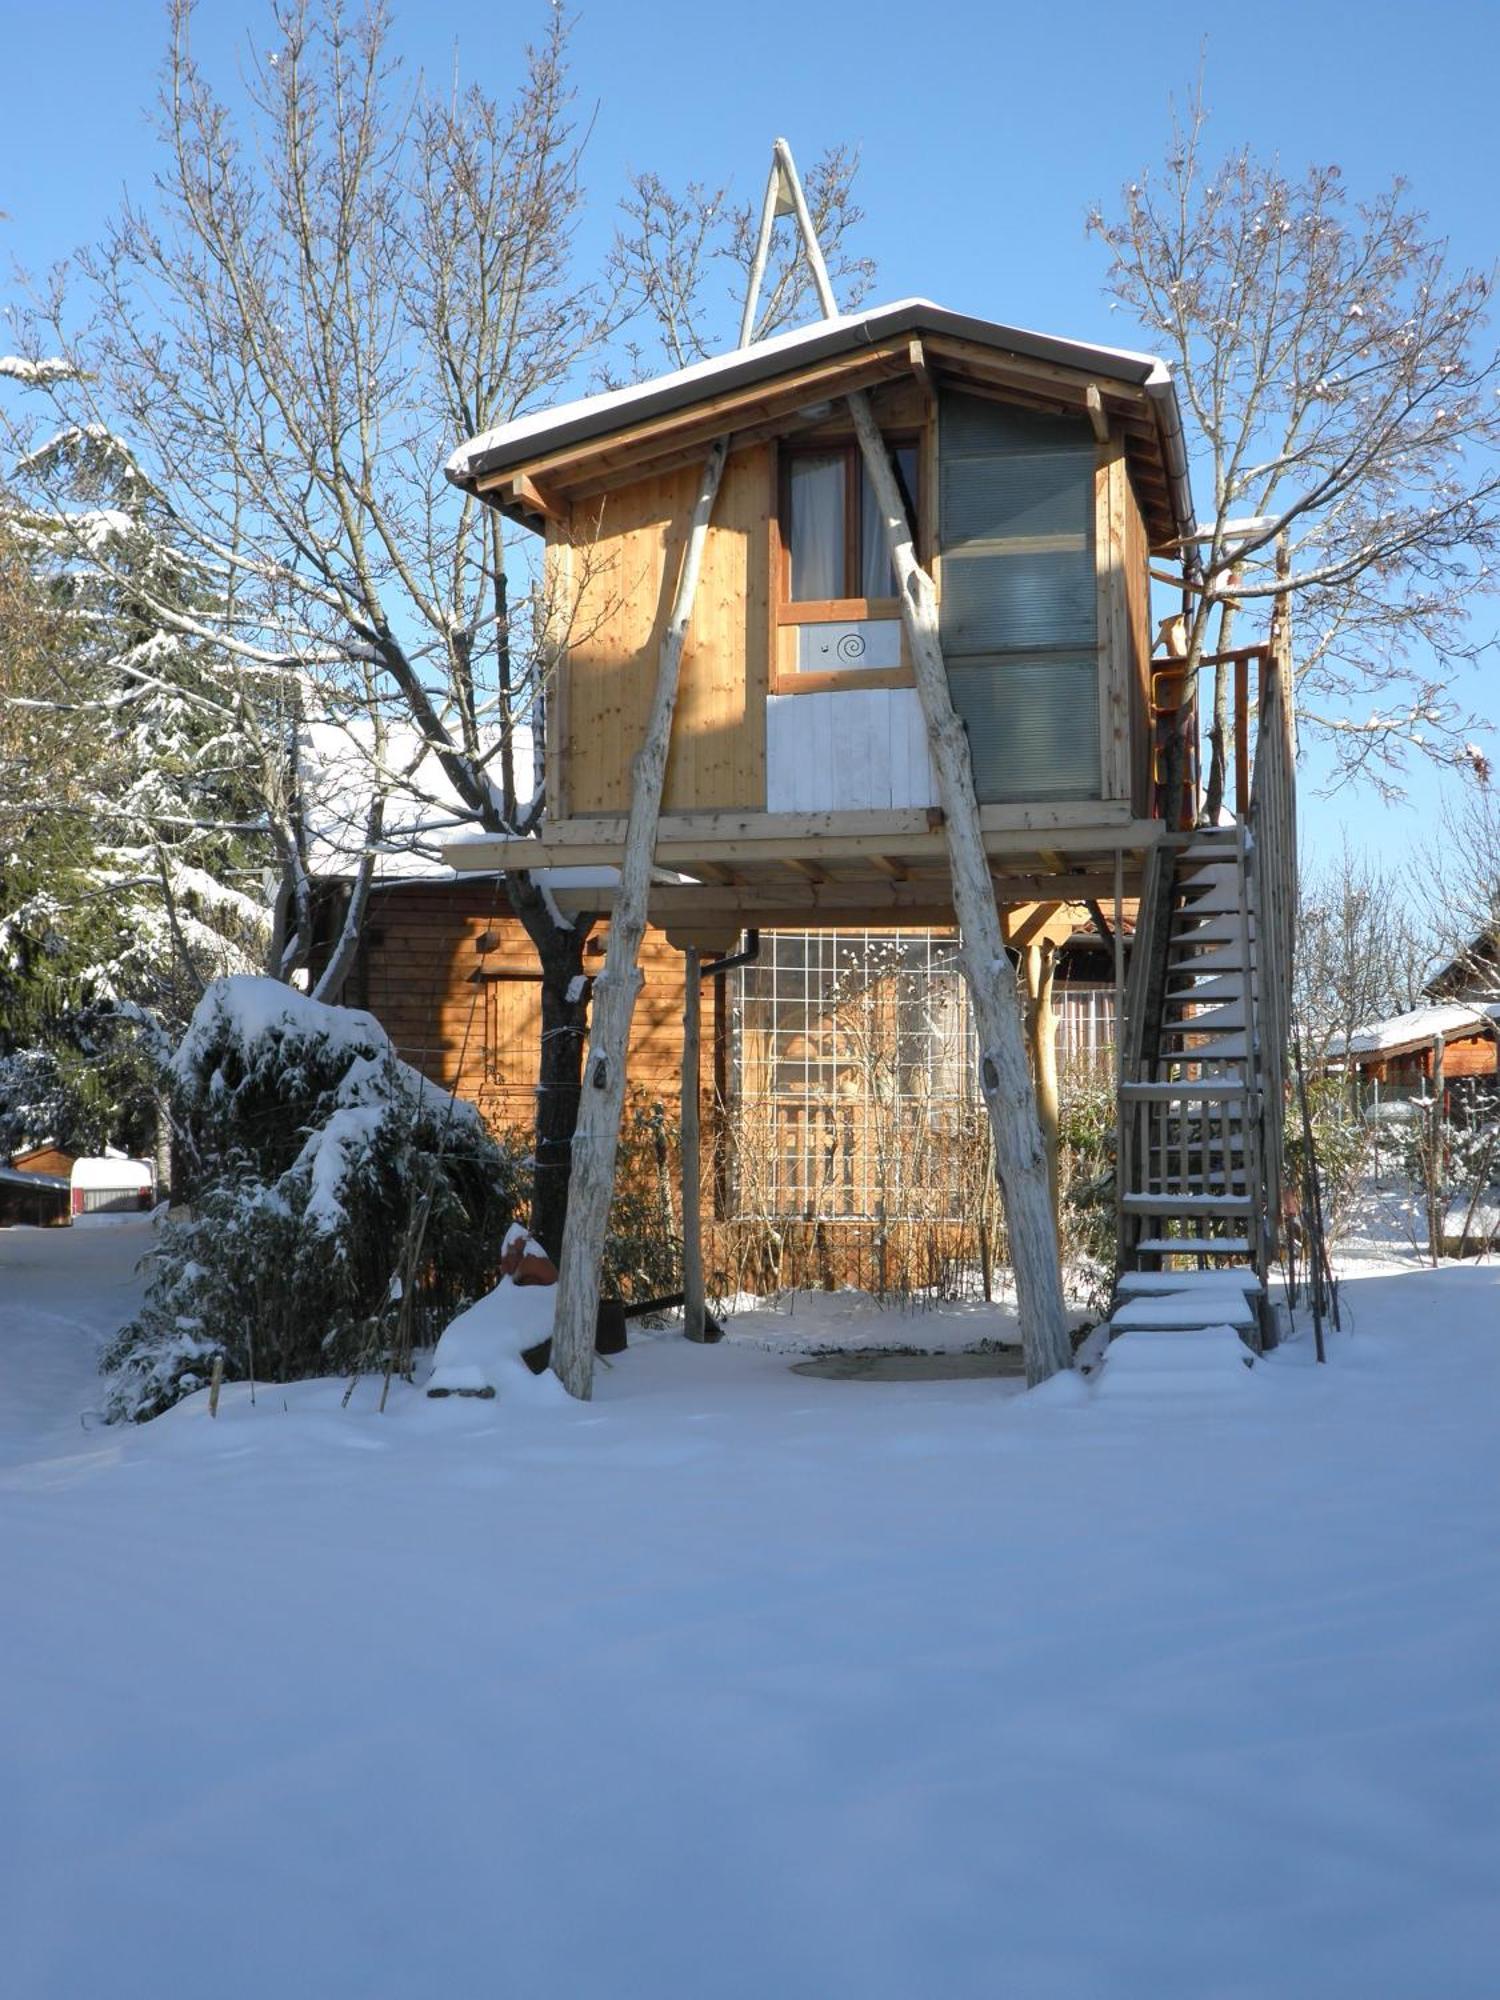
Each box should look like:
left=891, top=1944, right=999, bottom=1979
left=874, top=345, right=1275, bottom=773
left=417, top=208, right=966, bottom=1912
left=443, top=143, right=1296, bottom=1395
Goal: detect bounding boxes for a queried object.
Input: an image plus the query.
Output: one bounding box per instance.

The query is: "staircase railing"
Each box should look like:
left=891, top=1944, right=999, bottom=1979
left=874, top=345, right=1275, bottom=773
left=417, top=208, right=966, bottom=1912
left=1119, top=626, right=1296, bottom=1291
left=1247, top=635, right=1297, bottom=1253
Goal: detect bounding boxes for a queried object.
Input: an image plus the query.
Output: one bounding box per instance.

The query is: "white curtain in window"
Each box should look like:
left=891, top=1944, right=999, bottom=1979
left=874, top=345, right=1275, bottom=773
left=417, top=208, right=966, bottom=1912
left=788, top=454, right=844, bottom=600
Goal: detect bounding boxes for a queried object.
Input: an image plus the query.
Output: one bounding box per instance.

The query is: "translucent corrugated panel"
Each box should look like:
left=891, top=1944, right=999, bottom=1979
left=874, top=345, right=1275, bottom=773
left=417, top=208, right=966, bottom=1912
left=941, top=391, right=1093, bottom=456
left=937, top=388, right=1101, bottom=802
left=941, top=547, right=1096, bottom=653
left=942, top=447, right=1095, bottom=546
left=946, top=657, right=1101, bottom=801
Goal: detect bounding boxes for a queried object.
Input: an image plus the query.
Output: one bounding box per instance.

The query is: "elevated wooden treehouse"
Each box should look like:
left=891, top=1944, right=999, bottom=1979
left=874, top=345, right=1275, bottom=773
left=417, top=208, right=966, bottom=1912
left=442, top=297, right=1296, bottom=1360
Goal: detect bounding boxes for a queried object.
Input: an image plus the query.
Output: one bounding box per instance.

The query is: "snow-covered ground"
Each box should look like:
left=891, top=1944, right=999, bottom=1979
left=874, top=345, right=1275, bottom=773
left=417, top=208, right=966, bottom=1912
left=2, top=1215, right=1499, bottom=1998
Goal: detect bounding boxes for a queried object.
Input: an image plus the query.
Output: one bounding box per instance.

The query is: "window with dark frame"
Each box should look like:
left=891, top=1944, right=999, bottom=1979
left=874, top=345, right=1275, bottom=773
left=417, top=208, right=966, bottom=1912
left=776, top=439, right=920, bottom=684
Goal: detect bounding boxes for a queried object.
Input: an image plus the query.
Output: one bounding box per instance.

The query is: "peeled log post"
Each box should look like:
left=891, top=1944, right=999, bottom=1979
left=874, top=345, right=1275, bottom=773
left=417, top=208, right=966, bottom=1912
left=681, top=946, right=707, bottom=1341
left=549, top=440, right=730, bottom=1398
left=846, top=389, right=1072, bottom=1384
left=767, top=136, right=1070, bottom=1381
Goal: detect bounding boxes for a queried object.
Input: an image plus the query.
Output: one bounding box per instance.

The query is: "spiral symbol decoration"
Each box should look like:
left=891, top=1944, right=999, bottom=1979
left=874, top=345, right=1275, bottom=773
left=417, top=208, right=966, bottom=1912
left=835, top=629, right=867, bottom=663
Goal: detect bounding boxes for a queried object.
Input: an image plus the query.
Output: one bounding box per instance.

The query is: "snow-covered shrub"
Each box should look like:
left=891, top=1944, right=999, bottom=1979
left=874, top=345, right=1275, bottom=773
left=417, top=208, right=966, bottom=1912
left=101, top=977, right=526, bottom=1420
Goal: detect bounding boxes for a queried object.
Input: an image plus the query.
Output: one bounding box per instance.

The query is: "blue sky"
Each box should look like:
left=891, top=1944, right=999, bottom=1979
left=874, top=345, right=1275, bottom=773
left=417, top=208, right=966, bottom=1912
left=3, top=0, right=1497, bottom=873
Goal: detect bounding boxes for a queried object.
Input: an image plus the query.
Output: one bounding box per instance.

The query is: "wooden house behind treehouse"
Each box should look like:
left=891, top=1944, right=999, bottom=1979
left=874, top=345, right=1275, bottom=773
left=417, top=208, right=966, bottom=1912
left=441, top=298, right=1195, bottom=937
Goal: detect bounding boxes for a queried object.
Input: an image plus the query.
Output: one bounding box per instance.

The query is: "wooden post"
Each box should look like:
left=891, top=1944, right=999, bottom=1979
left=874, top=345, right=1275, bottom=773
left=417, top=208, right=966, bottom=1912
left=681, top=946, right=707, bottom=1341
left=1023, top=940, right=1061, bottom=1227
left=850, top=393, right=1071, bottom=1381
left=544, top=149, right=793, bottom=1399
left=549, top=441, right=730, bottom=1397
left=773, top=137, right=1072, bottom=1382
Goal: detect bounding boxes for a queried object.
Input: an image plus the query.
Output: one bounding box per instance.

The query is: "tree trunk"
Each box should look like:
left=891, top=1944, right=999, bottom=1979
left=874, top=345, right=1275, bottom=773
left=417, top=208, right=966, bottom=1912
left=846, top=391, right=1072, bottom=1385
left=549, top=439, right=730, bottom=1398
left=506, top=869, right=596, bottom=1262
left=1203, top=660, right=1229, bottom=823
left=1201, top=599, right=1238, bottom=824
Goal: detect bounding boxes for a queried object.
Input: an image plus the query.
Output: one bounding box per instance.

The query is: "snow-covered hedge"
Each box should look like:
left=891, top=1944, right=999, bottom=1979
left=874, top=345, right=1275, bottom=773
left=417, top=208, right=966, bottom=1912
left=102, top=978, right=526, bottom=1420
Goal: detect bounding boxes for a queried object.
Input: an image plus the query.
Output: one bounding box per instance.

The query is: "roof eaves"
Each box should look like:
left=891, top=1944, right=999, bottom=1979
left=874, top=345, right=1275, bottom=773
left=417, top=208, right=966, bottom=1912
left=446, top=299, right=1195, bottom=547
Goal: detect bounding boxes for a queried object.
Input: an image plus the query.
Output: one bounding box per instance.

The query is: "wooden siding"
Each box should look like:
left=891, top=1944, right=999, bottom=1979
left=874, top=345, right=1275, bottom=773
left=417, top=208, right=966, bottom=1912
left=1122, top=467, right=1153, bottom=815
left=353, top=884, right=704, bottom=1139
left=1091, top=440, right=1153, bottom=812
left=8, top=1143, right=76, bottom=1179
left=1352, top=1030, right=1498, bottom=1085
left=561, top=443, right=770, bottom=816
left=536, top=370, right=1160, bottom=832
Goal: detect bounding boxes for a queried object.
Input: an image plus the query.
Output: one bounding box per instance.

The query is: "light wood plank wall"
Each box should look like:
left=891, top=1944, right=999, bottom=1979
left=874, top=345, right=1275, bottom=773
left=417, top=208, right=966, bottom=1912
left=353, top=884, right=703, bottom=1139
left=1095, top=439, right=1154, bottom=811
left=558, top=445, right=771, bottom=815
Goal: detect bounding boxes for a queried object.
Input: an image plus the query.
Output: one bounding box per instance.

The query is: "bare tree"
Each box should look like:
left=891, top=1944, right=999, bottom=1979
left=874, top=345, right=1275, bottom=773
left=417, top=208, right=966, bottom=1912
left=1090, top=86, right=1500, bottom=804
left=6, top=0, right=619, bottom=1252
left=1296, top=839, right=1429, bottom=1081
left=608, top=145, right=875, bottom=378
left=1411, top=772, right=1500, bottom=1003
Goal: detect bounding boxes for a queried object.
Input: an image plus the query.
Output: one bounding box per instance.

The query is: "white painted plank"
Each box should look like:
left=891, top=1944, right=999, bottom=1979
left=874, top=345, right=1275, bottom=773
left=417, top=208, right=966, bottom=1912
left=767, top=689, right=938, bottom=813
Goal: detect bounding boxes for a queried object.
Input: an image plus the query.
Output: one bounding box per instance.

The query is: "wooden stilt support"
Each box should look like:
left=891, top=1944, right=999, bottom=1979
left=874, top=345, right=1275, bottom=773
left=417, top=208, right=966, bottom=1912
left=773, top=140, right=1072, bottom=1383
left=681, top=945, right=707, bottom=1342
left=856, top=386, right=1071, bottom=1382
left=549, top=443, right=728, bottom=1396
left=547, top=156, right=791, bottom=1399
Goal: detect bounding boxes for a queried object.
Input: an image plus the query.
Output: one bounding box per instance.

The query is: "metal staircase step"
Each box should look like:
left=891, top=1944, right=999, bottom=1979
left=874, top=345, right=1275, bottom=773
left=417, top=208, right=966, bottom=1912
left=1167, top=945, right=1248, bottom=972
left=1175, top=885, right=1243, bottom=914
left=1180, top=832, right=1240, bottom=852
left=1157, top=1035, right=1249, bottom=1063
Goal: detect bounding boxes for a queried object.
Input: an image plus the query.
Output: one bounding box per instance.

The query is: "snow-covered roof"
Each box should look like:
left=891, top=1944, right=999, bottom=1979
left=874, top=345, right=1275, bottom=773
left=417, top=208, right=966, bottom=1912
left=301, top=718, right=534, bottom=885
left=445, top=299, right=1193, bottom=547
left=1330, top=1001, right=1500, bottom=1061
left=71, top=1157, right=153, bottom=1191
left=0, top=1164, right=69, bottom=1193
